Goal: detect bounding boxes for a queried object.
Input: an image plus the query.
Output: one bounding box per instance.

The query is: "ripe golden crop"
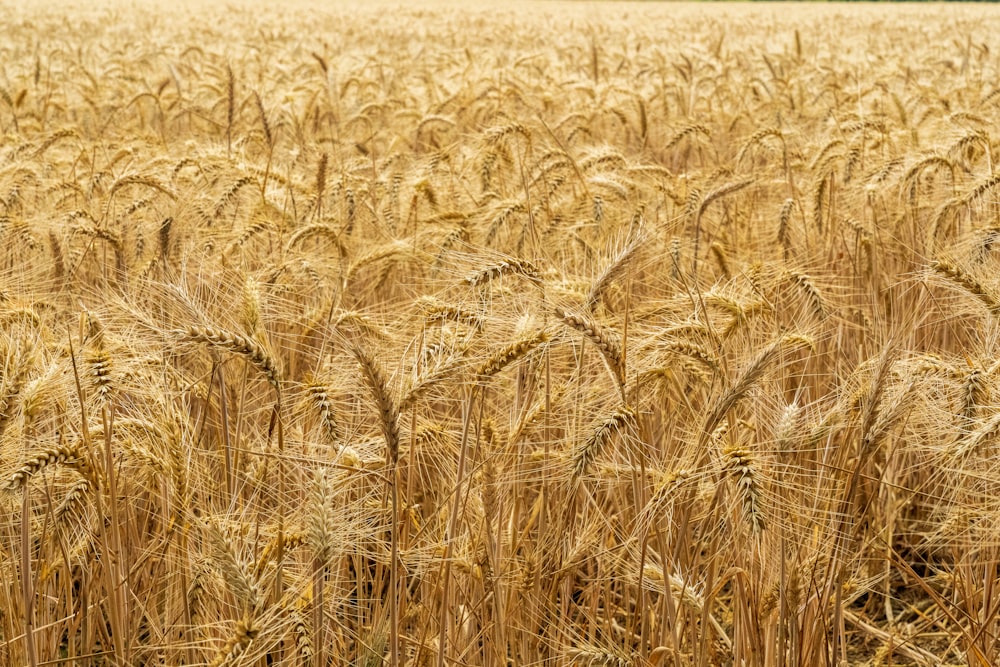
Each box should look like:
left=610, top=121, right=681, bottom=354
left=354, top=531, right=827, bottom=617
left=1, top=2, right=998, bottom=666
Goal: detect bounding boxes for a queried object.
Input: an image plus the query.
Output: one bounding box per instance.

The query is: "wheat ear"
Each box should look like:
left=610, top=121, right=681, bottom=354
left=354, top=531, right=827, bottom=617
left=177, top=325, right=282, bottom=391
left=351, top=344, right=400, bottom=466
left=209, top=615, right=259, bottom=667
left=572, top=406, right=635, bottom=481
left=466, top=257, right=543, bottom=288
left=723, top=444, right=766, bottom=535
left=4, top=444, right=85, bottom=491
left=702, top=334, right=813, bottom=440
left=931, top=259, right=1000, bottom=313
left=477, top=330, right=549, bottom=378
left=556, top=308, right=625, bottom=390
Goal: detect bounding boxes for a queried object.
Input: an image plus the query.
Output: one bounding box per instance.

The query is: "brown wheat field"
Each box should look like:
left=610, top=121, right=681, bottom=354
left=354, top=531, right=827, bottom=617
left=3, top=1, right=1000, bottom=665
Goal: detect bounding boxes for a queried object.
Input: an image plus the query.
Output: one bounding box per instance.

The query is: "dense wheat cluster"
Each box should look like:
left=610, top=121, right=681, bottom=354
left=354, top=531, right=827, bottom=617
left=3, top=1, right=1000, bottom=665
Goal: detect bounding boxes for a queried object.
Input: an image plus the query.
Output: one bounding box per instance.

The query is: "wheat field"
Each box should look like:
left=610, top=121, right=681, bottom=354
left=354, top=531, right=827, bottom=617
left=2, top=1, right=1000, bottom=665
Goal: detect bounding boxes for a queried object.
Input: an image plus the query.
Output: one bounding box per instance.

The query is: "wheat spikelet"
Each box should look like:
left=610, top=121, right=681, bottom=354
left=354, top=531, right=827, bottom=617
left=416, top=296, right=483, bottom=330
left=812, top=174, right=829, bottom=234
left=591, top=194, right=604, bottom=223
left=343, top=187, right=356, bottom=230
left=48, top=230, right=66, bottom=280
left=86, top=345, right=113, bottom=402
left=223, top=220, right=269, bottom=257
left=902, top=155, right=954, bottom=201
left=0, top=307, right=39, bottom=331
left=736, top=127, right=783, bottom=165
left=971, top=226, right=1000, bottom=265
left=706, top=292, right=768, bottom=337
left=640, top=564, right=705, bottom=611
left=950, top=129, right=992, bottom=168
left=585, top=233, right=645, bottom=310
left=484, top=200, right=526, bottom=244
left=315, top=153, right=329, bottom=208
left=910, top=353, right=952, bottom=378
left=307, top=469, right=338, bottom=566
left=285, top=223, right=347, bottom=253
left=5, top=217, right=37, bottom=249
left=291, top=602, right=313, bottom=664
left=691, top=180, right=753, bottom=272
left=223, top=62, right=236, bottom=150
left=951, top=411, right=1000, bottom=460
left=161, top=428, right=188, bottom=524
left=0, top=345, right=31, bottom=436
left=332, top=310, right=390, bottom=339
left=510, top=383, right=566, bottom=443
left=580, top=148, right=628, bottom=173
left=400, top=354, right=467, bottom=410
left=346, top=240, right=423, bottom=281
left=774, top=401, right=802, bottom=453
left=158, top=216, right=173, bottom=259
left=635, top=469, right=691, bottom=536
left=73, top=223, right=125, bottom=272
left=484, top=121, right=530, bottom=145
left=241, top=275, right=262, bottom=336
left=709, top=241, right=730, bottom=279
left=961, top=368, right=986, bottom=424
left=861, top=379, right=915, bottom=450
left=777, top=197, right=796, bottom=251
left=105, top=174, right=176, bottom=205
left=27, top=127, right=77, bottom=158
left=664, top=123, right=710, bottom=151
left=696, top=180, right=753, bottom=221
left=256, top=531, right=306, bottom=577
left=253, top=90, right=273, bottom=148
left=187, top=565, right=210, bottom=630
left=963, top=174, right=1000, bottom=208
